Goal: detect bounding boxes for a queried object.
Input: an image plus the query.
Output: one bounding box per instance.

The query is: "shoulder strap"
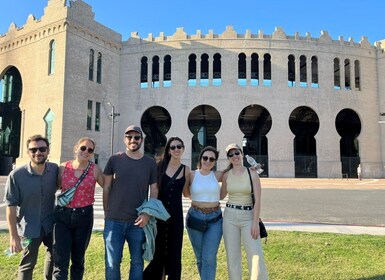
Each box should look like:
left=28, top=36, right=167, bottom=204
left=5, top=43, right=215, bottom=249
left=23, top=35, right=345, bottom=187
left=165, top=164, right=184, bottom=189
left=246, top=168, right=255, bottom=205
left=72, top=161, right=92, bottom=190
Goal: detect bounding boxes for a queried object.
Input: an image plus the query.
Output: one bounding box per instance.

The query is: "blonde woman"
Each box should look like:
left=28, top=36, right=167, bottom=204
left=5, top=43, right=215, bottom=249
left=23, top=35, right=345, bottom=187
left=53, top=137, right=104, bottom=280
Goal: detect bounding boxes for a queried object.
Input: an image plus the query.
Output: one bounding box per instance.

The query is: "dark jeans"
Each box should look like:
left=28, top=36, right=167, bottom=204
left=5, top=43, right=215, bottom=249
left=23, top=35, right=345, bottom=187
left=53, top=205, right=93, bottom=280
left=19, top=229, right=53, bottom=280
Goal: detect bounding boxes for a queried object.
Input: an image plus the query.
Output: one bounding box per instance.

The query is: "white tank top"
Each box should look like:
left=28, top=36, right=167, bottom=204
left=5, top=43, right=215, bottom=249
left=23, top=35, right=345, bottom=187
left=190, top=170, right=220, bottom=202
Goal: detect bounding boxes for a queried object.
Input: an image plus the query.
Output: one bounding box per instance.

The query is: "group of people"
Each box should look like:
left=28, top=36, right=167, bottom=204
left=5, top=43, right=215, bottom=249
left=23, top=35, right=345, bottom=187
left=4, top=124, right=268, bottom=280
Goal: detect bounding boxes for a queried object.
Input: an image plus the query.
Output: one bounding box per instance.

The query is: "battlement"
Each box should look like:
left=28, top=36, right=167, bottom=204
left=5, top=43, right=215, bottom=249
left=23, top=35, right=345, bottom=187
left=129, top=25, right=377, bottom=49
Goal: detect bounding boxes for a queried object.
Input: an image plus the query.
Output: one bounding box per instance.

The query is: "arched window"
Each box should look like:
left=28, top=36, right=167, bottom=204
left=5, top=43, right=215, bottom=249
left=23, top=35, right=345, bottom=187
left=188, top=54, right=197, bottom=87
left=311, top=56, right=319, bottom=88
left=213, top=53, right=221, bottom=86
left=89, top=49, right=94, bottom=81
left=44, top=109, right=55, bottom=144
left=251, top=53, right=259, bottom=86
left=48, top=40, right=56, bottom=75
left=238, top=53, right=246, bottom=86
left=300, top=55, right=307, bottom=87
left=152, top=56, right=160, bottom=88
left=263, top=53, right=272, bottom=86
left=334, top=58, right=340, bottom=89
left=288, top=54, right=295, bottom=87
left=354, top=60, right=361, bottom=90
left=344, top=59, right=351, bottom=90
left=200, top=54, right=209, bottom=86
left=141, top=56, right=148, bottom=88
left=96, top=52, right=102, bottom=84
left=163, top=55, right=172, bottom=87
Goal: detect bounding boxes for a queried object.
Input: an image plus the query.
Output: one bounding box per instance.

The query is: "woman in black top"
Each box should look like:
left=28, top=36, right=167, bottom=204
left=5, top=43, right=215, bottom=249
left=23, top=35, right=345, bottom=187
left=144, top=137, right=190, bottom=280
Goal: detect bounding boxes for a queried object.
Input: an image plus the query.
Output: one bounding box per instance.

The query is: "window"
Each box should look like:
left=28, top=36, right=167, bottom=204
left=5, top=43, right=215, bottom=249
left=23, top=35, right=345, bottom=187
left=213, top=53, right=221, bottom=86
left=163, top=55, right=172, bottom=87
left=238, top=53, right=246, bottom=86
left=288, top=55, right=295, bottom=87
left=89, top=49, right=94, bottom=81
left=263, top=54, right=272, bottom=86
left=95, top=102, right=100, bottom=131
left=152, top=56, right=159, bottom=88
left=96, top=52, right=102, bottom=84
left=141, top=56, right=148, bottom=88
left=87, top=100, right=93, bottom=130
left=354, top=60, right=361, bottom=90
left=44, top=109, right=55, bottom=144
left=48, top=40, right=56, bottom=75
left=300, top=55, right=307, bottom=87
left=188, top=54, right=197, bottom=87
left=334, top=58, right=340, bottom=89
left=311, top=56, right=319, bottom=88
left=344, top=59, right=351, bottom=90
left=200, top=54, right=209, bottom=86
left=251, top=53, right=259, bottom=86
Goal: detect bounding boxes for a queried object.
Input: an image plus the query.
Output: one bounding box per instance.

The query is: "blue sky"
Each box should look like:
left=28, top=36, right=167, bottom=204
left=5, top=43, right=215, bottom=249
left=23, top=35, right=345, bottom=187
left=1, top=0, right=384, bottom=44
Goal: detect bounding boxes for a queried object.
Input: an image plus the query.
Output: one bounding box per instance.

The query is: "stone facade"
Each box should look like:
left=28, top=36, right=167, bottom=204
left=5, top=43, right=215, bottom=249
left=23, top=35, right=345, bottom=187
left=0, top=0, right=384, bottom=178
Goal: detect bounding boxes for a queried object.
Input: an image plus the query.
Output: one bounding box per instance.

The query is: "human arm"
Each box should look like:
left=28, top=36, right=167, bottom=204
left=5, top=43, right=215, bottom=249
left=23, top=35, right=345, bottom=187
left=103, top=175, right=112, bottom=212
left=182, top=166, right=191, bottom=198
left=219, top=172, right=228, bottom=200
left=56, top=164, right=65, bottom=190
left=6, top=206, right=22, bottom=253
left=214, top=170, right=224, bottom=182
left=183, top=170, right=195, bottom=198
left=250, top=169, right=262, bottom=239
left=94, top=164, right=104, bottom=188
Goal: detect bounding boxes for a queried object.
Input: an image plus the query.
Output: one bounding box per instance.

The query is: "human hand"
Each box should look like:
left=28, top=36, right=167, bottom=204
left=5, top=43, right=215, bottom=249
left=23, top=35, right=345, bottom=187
left=250, top=220, right=260, bottom=240
left=10, top=234, right=22, bottom=253
left=134, top=213, right=150, bottom=228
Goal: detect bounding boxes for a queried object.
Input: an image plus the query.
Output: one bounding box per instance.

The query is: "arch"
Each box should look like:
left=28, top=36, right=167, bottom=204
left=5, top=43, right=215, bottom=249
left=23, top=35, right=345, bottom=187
left=311, top=56, right=319, bottom=88
left=239, top=105, right=272, bottom=176
left=335, top=109, right=361, bottom=177
left=152, top=55, right=160, bottom=88
left=213, top=53, right=221, bottom=86
left=43, top=109, right=55, bottom=145
left=300, top=55, right=307, bottom=87
left=250, top=53, right=259, bottom=86
left=188, top=53, right=197, bottom=86
left=163, top=55, right=172, bottom=87
left=140, top=106, right=171, bottom=157
left=140, top=56, right=148, bottom=88
left=0, top=66, right=23, bottom=175
left=289, top=106, right=320, bottom=178
left=188, top=105, right=221, bottom=168
left=200, top=53, right=209, bottom=86
left=238, top=53, right=246, bottom=86
left=263, top=53, right=272, bottom=86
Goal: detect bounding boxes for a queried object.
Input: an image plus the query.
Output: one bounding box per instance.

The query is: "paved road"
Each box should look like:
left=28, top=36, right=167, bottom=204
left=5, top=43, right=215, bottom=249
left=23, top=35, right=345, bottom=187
left=1, top=177, right=385, bottom=234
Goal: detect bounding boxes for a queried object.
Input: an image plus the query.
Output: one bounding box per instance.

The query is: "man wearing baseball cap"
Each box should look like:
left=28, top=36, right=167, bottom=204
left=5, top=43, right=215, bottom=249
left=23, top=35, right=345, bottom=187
left=103, top=124, right=159, bottom=280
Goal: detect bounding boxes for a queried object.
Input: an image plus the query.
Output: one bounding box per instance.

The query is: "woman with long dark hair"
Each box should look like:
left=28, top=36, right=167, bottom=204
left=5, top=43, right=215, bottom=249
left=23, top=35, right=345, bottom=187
left=144, top=137, right=190, bottom=280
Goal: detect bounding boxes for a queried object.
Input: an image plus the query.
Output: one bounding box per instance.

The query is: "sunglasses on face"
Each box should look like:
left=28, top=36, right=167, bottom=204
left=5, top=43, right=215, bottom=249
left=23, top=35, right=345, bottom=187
left=170, top=144, right=184, bottom=150
left=28, top=147, right=48, bottom=153
left=202, top=156, right=216, bottom=162
left=79, top=146, right=94, bottom=153
left=125, top=135, right=142, bottom=141
left=228, top=151, right=241, bottom=158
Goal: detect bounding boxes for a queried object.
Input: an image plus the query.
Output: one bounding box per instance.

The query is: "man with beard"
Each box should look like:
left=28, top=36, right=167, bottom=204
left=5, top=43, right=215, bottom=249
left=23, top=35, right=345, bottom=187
left=4, top=135, right=59, bottom=280
left=103, top=125, right=158, bottom=280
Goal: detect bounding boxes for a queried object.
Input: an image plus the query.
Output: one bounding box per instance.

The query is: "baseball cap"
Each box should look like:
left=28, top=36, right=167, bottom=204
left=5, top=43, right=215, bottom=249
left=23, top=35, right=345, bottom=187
left=124, top=125, right=143, bottom=135
left=225, top=143, right=241, bottom=154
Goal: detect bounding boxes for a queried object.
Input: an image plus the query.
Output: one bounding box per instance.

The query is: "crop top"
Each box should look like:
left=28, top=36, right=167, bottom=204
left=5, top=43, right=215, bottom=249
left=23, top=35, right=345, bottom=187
left=190, top=170, right=220, bottom=202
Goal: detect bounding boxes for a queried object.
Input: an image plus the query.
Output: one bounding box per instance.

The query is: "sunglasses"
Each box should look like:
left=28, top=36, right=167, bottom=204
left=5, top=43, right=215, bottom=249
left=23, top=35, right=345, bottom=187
left=228, top=151, right=241, bottom=158
left=80, top=146, right=94, bottom=153
left=202, top=156, right=216, bottom=162
left=28, top=147, right=48, bottom=153
left=170, top=144, right=184, bottom=150
left=125, top=135, right=142, bottom=141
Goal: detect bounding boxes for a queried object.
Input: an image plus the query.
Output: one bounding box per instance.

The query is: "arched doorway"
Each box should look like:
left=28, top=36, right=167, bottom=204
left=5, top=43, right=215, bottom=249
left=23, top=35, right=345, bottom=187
left=188, top=105, right=221, bottom=169
left=140, top=106, right=171, bottom=161
left=335, top=109, right=361, bottom=177
left=238, top=105, right=272, bottom=177
left=289, top=106, right=319, bottom=178
left=0, top=67, right=22, bottom=175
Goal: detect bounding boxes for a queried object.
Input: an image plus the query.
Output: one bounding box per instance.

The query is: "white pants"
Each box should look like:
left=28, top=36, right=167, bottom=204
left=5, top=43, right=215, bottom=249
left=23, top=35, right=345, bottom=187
left=223, top=207, right=269, bottom=280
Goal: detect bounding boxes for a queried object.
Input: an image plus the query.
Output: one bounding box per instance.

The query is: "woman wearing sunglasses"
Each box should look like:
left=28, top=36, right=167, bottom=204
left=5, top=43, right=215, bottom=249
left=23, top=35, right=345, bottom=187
left=53, top=137, right=104, bottom=280
left=143, top=137, right=190, bottom=280
left=220, top=143, right=268, bottom=280
left=185, top=146, right=223, bottom=280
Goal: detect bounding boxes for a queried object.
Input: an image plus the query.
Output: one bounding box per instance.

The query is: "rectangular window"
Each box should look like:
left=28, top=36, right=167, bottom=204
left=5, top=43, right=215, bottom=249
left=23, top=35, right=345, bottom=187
left=87, top=100, right=93, bottom=130
left=95, top=102, right=100, bottom=131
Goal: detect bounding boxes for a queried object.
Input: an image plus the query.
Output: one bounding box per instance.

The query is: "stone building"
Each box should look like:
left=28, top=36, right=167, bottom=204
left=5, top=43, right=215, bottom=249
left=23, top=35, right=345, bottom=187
left=0, top=0, right=384, bottom=178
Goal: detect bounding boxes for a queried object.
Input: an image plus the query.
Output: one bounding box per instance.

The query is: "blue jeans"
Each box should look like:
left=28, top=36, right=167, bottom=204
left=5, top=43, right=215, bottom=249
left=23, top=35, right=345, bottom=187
left=186, top=208, right=223, bottom=280
left=103, top=219, right=145, bottom=280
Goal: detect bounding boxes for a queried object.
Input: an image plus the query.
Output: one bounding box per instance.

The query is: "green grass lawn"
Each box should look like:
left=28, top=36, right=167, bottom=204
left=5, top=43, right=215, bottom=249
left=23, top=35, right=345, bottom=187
left=1, top=230, right=385, bottom=279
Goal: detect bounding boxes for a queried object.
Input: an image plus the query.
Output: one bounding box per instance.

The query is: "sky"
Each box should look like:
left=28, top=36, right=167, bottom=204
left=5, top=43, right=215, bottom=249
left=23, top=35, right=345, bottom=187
left=0, top=0, right=384, bottom=44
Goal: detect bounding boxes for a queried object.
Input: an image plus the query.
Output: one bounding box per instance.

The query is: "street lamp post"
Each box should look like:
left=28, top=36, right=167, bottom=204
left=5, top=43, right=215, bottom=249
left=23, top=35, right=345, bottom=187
left=107, top=103, right=120, bottom=155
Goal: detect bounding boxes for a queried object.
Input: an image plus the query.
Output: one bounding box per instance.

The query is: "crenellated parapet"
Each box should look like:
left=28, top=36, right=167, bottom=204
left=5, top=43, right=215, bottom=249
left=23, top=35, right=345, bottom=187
left=127, top=25, right=378, bottom=50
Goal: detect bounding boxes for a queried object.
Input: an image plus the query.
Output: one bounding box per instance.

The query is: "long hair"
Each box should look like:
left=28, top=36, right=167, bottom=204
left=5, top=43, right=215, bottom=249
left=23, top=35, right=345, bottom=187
left=196, top=146, right=219, bottom=170
left=157, top=137, right=185, bottom=190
